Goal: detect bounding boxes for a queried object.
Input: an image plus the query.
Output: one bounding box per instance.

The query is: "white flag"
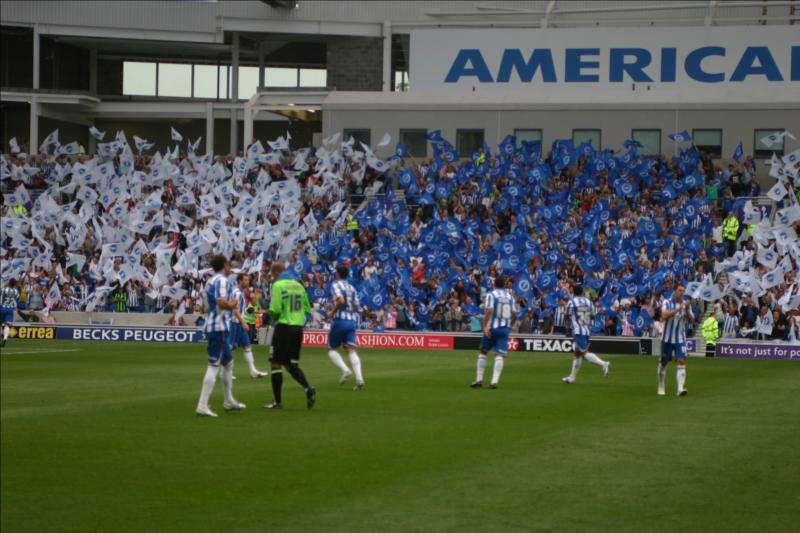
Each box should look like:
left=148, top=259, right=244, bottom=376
left=761, top=267, right=784, bottom=289
left=766, top=181, right=788, bottom=202
left=377, top=132, right=391, bottom=147
left=41, top=129, right=59, bottom=148
left=89, top=126, right=106, bottom=141
left=170, top=127, right=183, bottom=142
left=9, top=137, right=20, bottom=154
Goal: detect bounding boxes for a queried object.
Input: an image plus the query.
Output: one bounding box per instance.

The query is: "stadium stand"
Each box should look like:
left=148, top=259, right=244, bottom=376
left=2, top=128, right=798, bottom=341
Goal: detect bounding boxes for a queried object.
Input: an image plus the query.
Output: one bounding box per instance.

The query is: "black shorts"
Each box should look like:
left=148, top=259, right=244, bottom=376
left=270, top=324, right=304, bottom=365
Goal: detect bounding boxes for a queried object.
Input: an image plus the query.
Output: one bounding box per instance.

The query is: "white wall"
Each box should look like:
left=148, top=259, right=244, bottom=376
left=323, top=104, right=800, bottom=186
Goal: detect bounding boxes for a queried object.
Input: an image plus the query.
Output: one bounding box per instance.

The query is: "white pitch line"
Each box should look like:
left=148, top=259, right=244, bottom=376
left=1, top=348, right=81, bottom=355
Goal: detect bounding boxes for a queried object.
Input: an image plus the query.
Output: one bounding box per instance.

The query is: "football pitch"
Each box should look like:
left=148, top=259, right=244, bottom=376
left=2, top=340, right=799, bottom=533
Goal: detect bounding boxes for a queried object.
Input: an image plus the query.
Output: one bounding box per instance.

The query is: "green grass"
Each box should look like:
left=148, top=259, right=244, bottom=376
left=2, top=340, right=799, bottom=533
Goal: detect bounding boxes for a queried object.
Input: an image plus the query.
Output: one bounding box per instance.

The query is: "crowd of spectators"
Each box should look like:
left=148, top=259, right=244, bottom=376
left=1, top=128, right=798, bottom=341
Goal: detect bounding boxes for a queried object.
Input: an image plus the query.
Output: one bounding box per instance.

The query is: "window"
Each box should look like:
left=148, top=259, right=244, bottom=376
left=265, top=67, right=297, bottom=87
left=457, top=129, right=484, bottom=158
left=693, top=129, right=722, bottom=158
left=218, top=66, right=229, bottom=100
left=193, top=64, right=218, bottom=98
left=514, top=129, right=542, bottom=148
left=157, top=63, right=192, bottom=97
left=123, top=61, right=156, bottom=96
left=300, top=69, right=327, bottom=87
left=754, top=128, right=785, bottom=157
left=399, top=129, right=428, bottom=158
left=631, top=129, right=661, bottom=156
left=572, top=129, right=601, bottom=150
left=343, top=128, right=370, bottom=148
left=394, top=71, right=409, bottom=92
left=238, top=66, right=259, bottom=100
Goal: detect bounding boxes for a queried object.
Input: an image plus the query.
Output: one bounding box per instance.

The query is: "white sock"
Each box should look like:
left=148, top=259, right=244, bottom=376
left=569, top=356, right=583, bottom=380
left=676, top=365, right=687, bottom=391
left=221, top=362, right=235, bottom=404
left=198, top=364, right=218, bottom=409
left=491, top=356, right=504, bottom=385
left=657, top=364, right=666, bottom=389
left=243, top=347, right=258, bottom=374
left=3, top=325, right=9, bottom=340
left=348, top=350, right=364, bottom=384
left=476, top=354, right=487, bottom=382
left=328, top=350, right=350, bottom=374
left=584, top=352, right=605, bottom=366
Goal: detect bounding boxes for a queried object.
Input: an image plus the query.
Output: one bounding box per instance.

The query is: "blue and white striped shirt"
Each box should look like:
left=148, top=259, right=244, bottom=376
left=2, top=287, right=20, bottom=310
left=330, top=279, right=359, bottom=321
left=567, top=296, right=594, bottom=336
left=661, top=298, right=691, bottom=343
left=722, top=313, right=739, bottom=337
left=554, top=304, right=566, bottom=328
left=484, top=289, right=517, bottom=329
left=231, top=286, right=246, bottom=316
left=204, top=274, right=231, bottom=333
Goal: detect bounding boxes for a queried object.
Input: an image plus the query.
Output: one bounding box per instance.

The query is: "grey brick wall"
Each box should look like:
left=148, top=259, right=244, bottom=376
left=326, top=36, right=383, bottom=91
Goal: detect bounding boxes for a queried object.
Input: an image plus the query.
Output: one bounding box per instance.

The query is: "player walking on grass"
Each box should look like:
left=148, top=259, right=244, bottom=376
left=327, top=265, right=365, bottom=389
left=264, top=262, right=316, bottom=410
left=1, top=279, right=20, bottom=347
left=471, top=276, right=518, bottom=389
left=562, top=284, right=610, bottom=384
left=658, top=284, right=693, bottom=396
left=196, top=255, right=245, bottom=417
left=228, top=273, right=268, bottom=379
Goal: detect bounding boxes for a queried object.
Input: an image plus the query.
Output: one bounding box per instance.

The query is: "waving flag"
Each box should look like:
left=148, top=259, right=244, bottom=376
left=732, top=141, right=744, bottom=162
left=89, top=126, right=106, bottom=141
left=9, top=137, right=21, bottom=154
left=624, top=139, right=643, bottom=150
left=170, top=127, right=183, bottom=142
left=425, top=130, right=443, bottom=143
left=760, top=131, right=792, bottom=148
left=668, top=131, right=691, bottom=143
left=41, top=129, right=59, bottom=148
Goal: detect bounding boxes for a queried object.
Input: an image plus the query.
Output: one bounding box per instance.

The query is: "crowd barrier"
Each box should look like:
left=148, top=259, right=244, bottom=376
left=8, top=323, right=653, bottom=355
left=7, top=324, right=796, bottom=359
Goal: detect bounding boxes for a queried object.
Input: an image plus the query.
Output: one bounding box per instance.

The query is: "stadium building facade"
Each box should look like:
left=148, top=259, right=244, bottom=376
left=1, top=0, right=798, bottom=183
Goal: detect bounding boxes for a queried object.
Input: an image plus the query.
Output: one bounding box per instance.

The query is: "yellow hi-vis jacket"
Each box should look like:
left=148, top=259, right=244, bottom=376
left=722, top=215, right=739, bottom=241
left=702, top=315, right=719, bottom=346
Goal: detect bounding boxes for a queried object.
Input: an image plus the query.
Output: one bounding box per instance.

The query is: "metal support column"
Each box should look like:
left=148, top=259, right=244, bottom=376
left=382, top=20, right=392, bottom=92
left=32, top=24, right=40, bottom=90
left=206, top=102, right=215, bottom=155
left=29, top=96, right=39, bottom=154
left=230, top=32, right=239, bottom=155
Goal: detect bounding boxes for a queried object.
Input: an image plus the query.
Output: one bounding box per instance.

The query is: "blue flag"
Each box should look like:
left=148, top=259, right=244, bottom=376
left=669, top=130, right=692, bottom=143
left=732, top=141, right=743, bottom=162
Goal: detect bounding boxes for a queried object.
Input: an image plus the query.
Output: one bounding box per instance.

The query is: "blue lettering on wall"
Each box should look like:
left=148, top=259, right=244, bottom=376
left=660, top=48, right=677, bottom=82
left=730, top=46, right=783, bottom=81
left=442, top=45, right=796, bottom=84
left=444, top=49, right=494, bottom=83
left=609, top=48, right=653, bottom=82
left=496, top=49, right=557, bottom=82
left=684, top=46, right=726, bottom=82
left=565, top=48, right=601, bottom=82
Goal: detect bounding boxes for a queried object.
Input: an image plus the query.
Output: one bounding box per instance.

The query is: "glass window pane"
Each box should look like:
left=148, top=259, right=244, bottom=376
left=572, top=129, right=601, bottom=150
left=632, top=129, right=661, bottom=156
left=193, top=64, right=218, bottom=98
left=754, top=129, right=784, bottom=157
left=238, top=66, right=259, bottom=100
left=158, top=63, right=192, bottom=97
left=343, top=128, right=370, bottom=148
left=218, top=66, right=229, bottom=100
left=514, top=129, right=542, bottom=148
left=394, top=71, right=409, bottom=92
left=265, top=67, right=297, bottom=87
left=123, top=61, right=156, bottom=96
left=693, top=129, right=722, bottom=158
left=399, top=129, right=427, bottom=158
left=457, top=129, right=484, bottom=158
left=300, top=69, right=327, bottom=87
